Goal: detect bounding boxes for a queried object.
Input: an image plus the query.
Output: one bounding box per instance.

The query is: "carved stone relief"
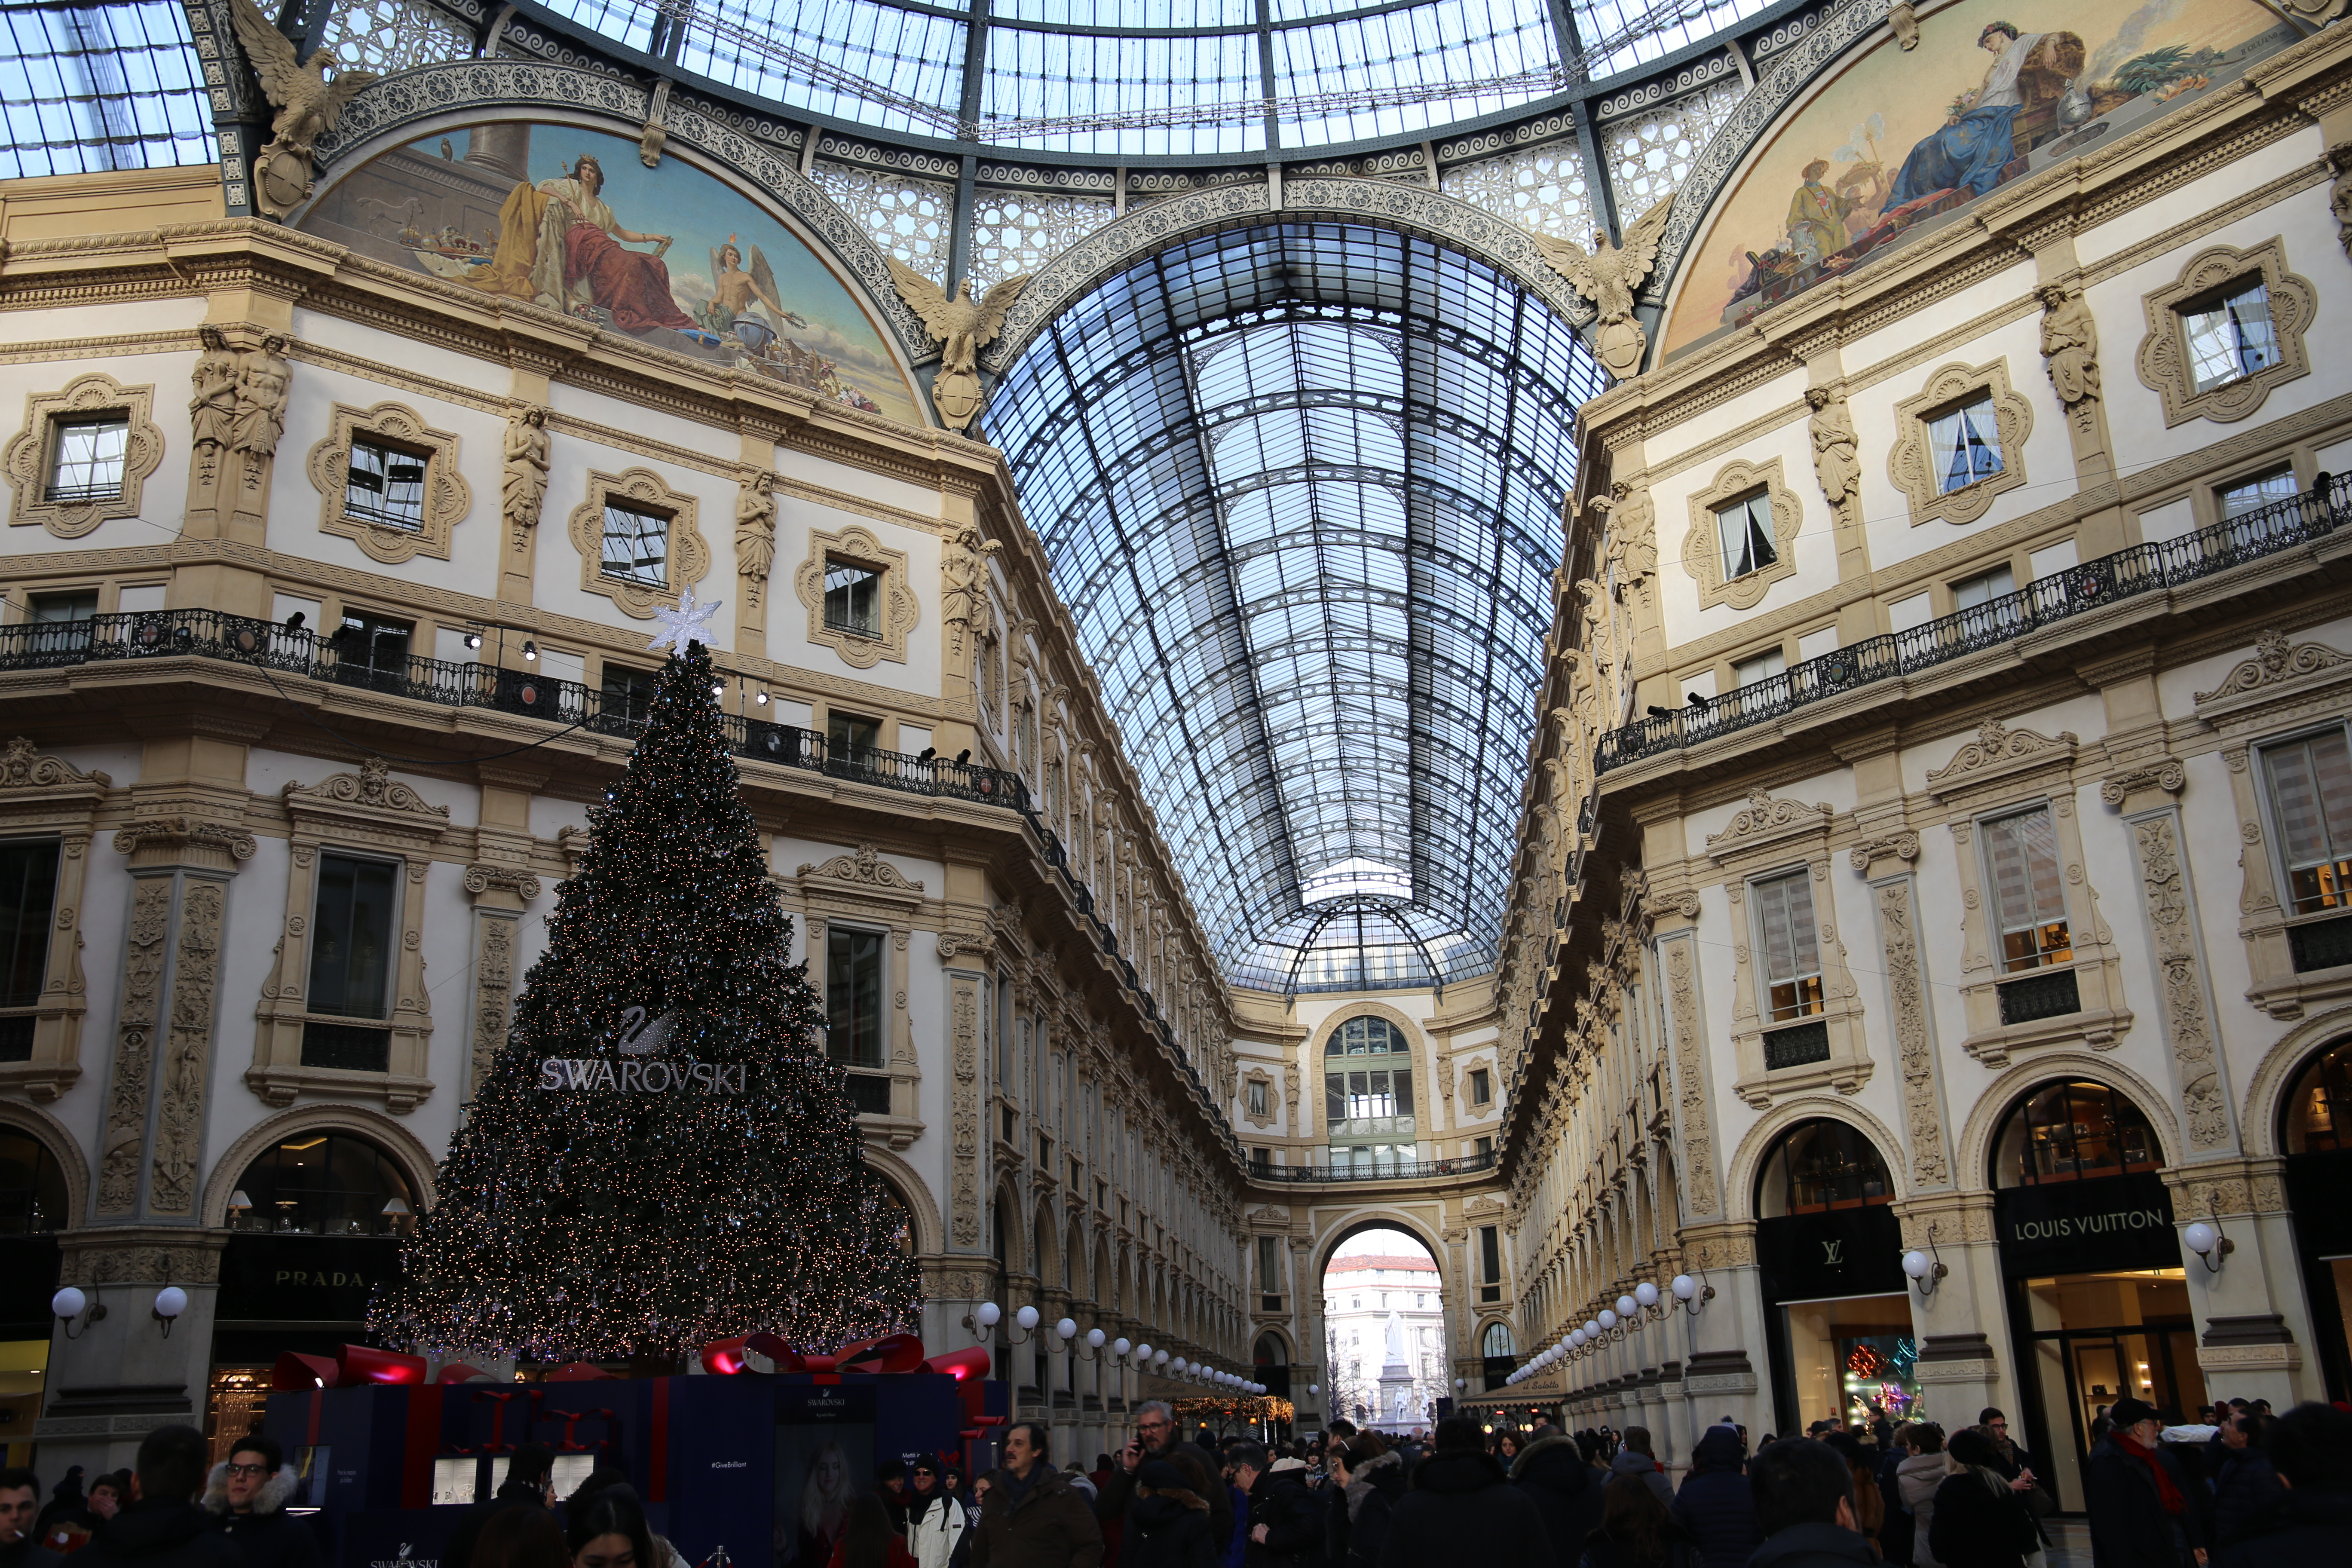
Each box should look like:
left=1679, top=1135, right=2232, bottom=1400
left=1663, top=936, right=1719, bottom=1220
left=2037, top=283, right=2101, bottom=441
left=2132, top=812, right=2231, bottom=1150
left=150, top=879, right=227, bottom=1215
left=98, top=878, right=172, bottom=1215
left=1875, top=877, right=1950, bottom=1188
left=950, top=974, right=981, bottom=1246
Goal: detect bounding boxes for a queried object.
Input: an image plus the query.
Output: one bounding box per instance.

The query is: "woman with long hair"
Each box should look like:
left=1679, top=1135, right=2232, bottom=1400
left=566, top=1486, right=657, bottom=1568
left=827, top=1495, right=917, bottom=1568
left=1580, top=1475, right=1699, bottom=1568
left=797, top=1441, right=853, bottom=1567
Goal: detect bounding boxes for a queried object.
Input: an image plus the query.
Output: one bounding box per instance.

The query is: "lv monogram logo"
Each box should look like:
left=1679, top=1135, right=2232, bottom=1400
left=1822, top=1240, right=1844, bottom=1265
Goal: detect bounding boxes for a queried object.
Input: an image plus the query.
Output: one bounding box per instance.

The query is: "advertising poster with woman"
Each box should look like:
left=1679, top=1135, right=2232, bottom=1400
left=772, top=1387, right=876, bottom=1568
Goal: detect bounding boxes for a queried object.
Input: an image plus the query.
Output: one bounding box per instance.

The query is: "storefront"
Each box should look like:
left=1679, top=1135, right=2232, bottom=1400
left=2280, top=1036, right=2352, bottom=1400
left=0, top=1129, right=64, bottom=1467
left=1755, top=1119, right=1917, bottom=1435
left=1991, top=1080, right=2192, bottom=1512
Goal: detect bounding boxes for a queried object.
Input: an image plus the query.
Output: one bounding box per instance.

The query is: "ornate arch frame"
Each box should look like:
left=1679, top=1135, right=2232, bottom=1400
left=1948, top=1051, right=2188, bottom=1195
left=0, top=1099, right=92, bottom=1231
left=1310, top=1210, right=1450, bottom=1282
left=860, top=1142, right=944, bottom=1258
left=1309, top=1000, right=1429, bottom=1148
left=2225, top=1004, right=2352, bottom=1163
left=1723, top=1095, right=1912, bottom=1223
left=199, top=1103, right=441, bottom=1228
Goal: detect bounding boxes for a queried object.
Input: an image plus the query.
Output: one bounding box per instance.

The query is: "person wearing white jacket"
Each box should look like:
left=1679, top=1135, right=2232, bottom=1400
left=905, top=1457, right=968, bottom=1568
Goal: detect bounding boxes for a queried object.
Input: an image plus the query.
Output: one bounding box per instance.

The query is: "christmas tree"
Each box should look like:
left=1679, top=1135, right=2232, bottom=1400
left=371, top=627, right=922, bottom=1363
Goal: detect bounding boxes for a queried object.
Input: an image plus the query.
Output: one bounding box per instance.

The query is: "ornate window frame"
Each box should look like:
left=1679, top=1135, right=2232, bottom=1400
left=792, top=844, right=931, bottom=1148
left=1681, top=456, right=1801, bottom=611
left=2135, top=237, right=2315, bottom=428
left=247, top=760, right=448, bottom=1111
left=793, top=523, right=917, bottom=669
left=2194, top=629, right=2352, bottom=1020
left=1703, top=789, right=1872, bottom=1106
left=1887, top=359, right=2034, bottom=527
left=304, top=399, right=470, bottom=565
left=2, top=371, right=165, bottom=539
left=1241, top=1066, right=1276, bottom=1129
left=566, top=466, right=709, bottom=619
left=1924, top=719, right=2131, bottom=1064
left=0, top=738, right=111, bottom=1101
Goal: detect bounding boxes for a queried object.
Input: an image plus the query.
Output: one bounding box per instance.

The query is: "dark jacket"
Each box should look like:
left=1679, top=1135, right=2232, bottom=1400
left=1101, top=1445, right=1234, bottom=1551
left=1873, top=1447, right=1912, bottom=1568
left=972, top=1464, right=1106, bottom=1568
left=1122, top=1490, right=1217, bottom=1568
left=202, top=1464, right=323, bottom=1568
left=441, top=1479, right=549, bottom=1568
left=81, top=1504, right=246, bottom=1568
left=2082, top=1436, right=2204, bottom=1568
left=1243, top=1470, right=1321, bottom=1568
left=1579, top=1520, right=1699, bottom=1568
left=1340, top=1453, right=1408, bottom=1568
left=1512, top=1436, right=1606, bottom=1568
left=1672, top=1431, right=1761, bottom=1568
left=1924, top=1472, right=2035, bottom=1568
left=1608, top=1453, right=1675, bottom=1511
left=3, top=1537, right=65, bottom=1568
left=2208, top=1447, right=2284, bottom=1550
left=1375, top=1448, right=1554, bottom=1568
left=1745, top=1524, right=1880, bottom=1568
left=2212, top=1485, right=2352, bottom=1568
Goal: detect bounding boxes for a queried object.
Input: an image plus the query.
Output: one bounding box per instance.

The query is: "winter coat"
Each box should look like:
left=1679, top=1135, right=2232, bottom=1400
left=201, top=1464, right=322, bottom=1568
left=1374, top=1448, right=1554, bottom=1568
left=1669, top=1433, right=1760, bottom=1568
left=2, top=1538, right=64, bottom=1568
left=1511, top=1436, right=1605, bottom=1568
left=1577, top=1520, right=1699, bottom=1568
left=2082, top=1436, right=2203, bottom=1568
left=1923, top=1471, right=2035, bottom=1568
left=1744, top=1523, right=1882, bottom=1568
left=80, top=1504, right=245, bottom=1568
left=1100, top=1446, right=1233, bottom=1552
left=1122, top=1491, right=1217, bottom=1568
left=1607, top=1454, right=1675, bottom=1511
left=2213, top=1485, right=2352, bottom=1568
left=907, top=1492, right=971, bottom=1568
left=2208, top=1448, right=2284, bottom=1551
left=1896, top=1454, right=1953, bottom=1568
left=971, top=1465, right=1105, bottom=1568
left=1873, top=1449, right=1912, bottom=1568
left=1339, top=1454, right=1407, bottom=1568
left=441, top=1479, right=550, bottom=1568
left=1244, top=1471, right=1323, bottom=1568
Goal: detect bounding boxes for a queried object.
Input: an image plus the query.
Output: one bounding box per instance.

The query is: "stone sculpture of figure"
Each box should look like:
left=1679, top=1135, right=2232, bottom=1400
left=2331, top=142, right=2352, bottom=261
left=190, top=327, right=239, bottom=451
left=1577, top=578, right=1614, bottom=673
left=2037, top=282, right=2101, bottom=424
left=230, top=336, right=292, bottom=474
left=942, top=523, right=1002, bottom=654
left=1805, top=386, right=1862, bottom=515
left=1531, top=195, right=1675, bottom=380
left=736, top=470, right=778, bottom=606
left=1593, top=480, right=1658, bottom=607
left=502, top=404, right=550, bottom=545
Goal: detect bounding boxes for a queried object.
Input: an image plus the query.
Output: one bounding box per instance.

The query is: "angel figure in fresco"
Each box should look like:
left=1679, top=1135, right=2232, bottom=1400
left=1888, top=21, right=2084, bottom=207
left=701, top=237, right=808, bottom=348
left=466, top=153, right=696, bottom=334
left=1531, top=195, right=1675, bottom=381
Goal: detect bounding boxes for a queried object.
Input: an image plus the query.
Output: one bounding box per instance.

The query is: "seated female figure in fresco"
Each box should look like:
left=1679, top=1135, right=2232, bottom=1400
left=467, top=152, right=697, bottom=334
left=1888, top=21, right=2084, bottom=207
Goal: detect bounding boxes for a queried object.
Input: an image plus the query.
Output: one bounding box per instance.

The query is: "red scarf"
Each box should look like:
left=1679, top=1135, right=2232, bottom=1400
left=2113, top=1431, right=2186, bottom=1515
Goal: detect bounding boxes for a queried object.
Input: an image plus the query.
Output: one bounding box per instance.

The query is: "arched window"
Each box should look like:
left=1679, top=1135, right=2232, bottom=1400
left=0, top=1129, right=66, bottom=1233
left=1324, top=1014, right=1417, bottom=1172
left=1991, top=1079, right=2161, bottom=1187
left=1254, top=1332, right=1288, bottom=1365
left=2283, top=1039, right=2352, bottom=1153
left=228, top=1130, right=413, bottom=1235
left=1481, top=1321, right=1515, bottom=1357
left=1756, top=1118, right=1891, bottom=1217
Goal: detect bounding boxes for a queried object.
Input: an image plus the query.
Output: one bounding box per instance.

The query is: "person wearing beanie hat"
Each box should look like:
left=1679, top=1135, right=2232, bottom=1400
left=903, top=1455, right=966, bottom=1568
left=2085, top=1397, right=2206, bottom=1568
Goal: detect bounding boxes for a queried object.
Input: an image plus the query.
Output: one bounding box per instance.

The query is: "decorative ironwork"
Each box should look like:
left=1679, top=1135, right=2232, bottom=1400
left=1996, top=969, right=2081, bottom=1026
left=1761, top=1018, right=1830, bottom=1069
left=1256, top=1149, right=1500, bottom=1183
left=2289, top=915, right=2352, bottom=975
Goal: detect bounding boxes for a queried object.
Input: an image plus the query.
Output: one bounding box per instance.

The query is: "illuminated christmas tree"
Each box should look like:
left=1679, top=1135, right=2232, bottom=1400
left=371, top=625, right=921, bottom=1362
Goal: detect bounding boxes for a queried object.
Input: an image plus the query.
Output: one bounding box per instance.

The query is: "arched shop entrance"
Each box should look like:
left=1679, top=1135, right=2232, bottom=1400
left=1991, top=1079, right=2187, bottom=1512
left=1321, top=1224, right=1449, bottom=1434
left=2282, top=1036, right=2352, bottom=1400
left=1755, top=1119, right=1909, bottom=1436
left=0, top=1128, right=67, bottom=1463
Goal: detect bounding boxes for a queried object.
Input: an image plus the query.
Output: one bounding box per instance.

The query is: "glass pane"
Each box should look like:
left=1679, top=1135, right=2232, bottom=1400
left=0, top=841, right=61, bottom=1008
left=2220, top=469, right=2296, bottom=520
left=824, top=560, right=882, bottom=635
left=1984, top=807, right=2069, bottom=968
left=1932, top=396, right=2002, bottom=493
left=1719, top=493, right=1773, bottom=578
left=826, top=928, right=885, bottom=1067
left=2186, top=282, right=2278, bottom=392
left=49, top=417, right=128, bottom=502
left=308, top=855, right=398, bottom=1018
left=2267, top=731, right=2352, bottom=914
left=1953, top=567, right=2015, bottom=609
left=601, top=504, right=668, bottom=586
left=345, top=440, right=427, bottom=530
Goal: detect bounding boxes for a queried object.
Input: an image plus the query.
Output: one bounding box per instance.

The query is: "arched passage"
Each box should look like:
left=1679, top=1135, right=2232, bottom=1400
left=2278, top=1033, right=2352, bottom=1400
left=1320, top=1222, right=1449, bottom=1432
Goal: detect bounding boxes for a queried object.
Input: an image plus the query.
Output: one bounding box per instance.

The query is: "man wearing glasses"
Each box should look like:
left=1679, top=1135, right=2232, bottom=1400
left=1094, top=1401, right=1232, bottom=1548
left=203, top=1437, right=322, bottom=1568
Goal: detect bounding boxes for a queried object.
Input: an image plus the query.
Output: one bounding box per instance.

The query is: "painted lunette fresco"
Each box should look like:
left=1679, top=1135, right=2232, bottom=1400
left=1662, top=0, right=2294, bottom=356
left=303, top=122, right=921, bottom=425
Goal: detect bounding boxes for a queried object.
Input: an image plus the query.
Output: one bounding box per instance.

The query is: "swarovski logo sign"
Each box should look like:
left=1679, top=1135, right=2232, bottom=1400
left=538, top=1009, right=750, bottom=1093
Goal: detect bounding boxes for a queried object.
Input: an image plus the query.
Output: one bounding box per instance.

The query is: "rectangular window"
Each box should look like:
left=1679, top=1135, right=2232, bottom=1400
left=1752, top=869, right=1826, bottom=1022
left=1952, top=566, right=2015, bottom=610
left=30, top=591, right=97, bottom=623
left=601, top=663, right=659, bottom=727
left=825, top=927, right=885, bottom=1068
left=46, top=415, right=128, bottom=505
left=1246, top=1080, right=1268, bottom=1117
left=824, top=559, right=882, bottom=636
left=334, top=612, right=412, bottom=687
left=1479, top=1225, right=1501, bottom=1284
left=828, top=711, right=881, bottom=755
left=1982, top=806, right=2073, bottom=971
left=308, top=854, right=398, bottom=1018
left=0, top=840, right=62, bottom=1008
left=2220, top=468, right=2297, bottom=520
left=1733, top=647, right=1786, bottom=688
left=2184, top=279, right=2280, bottom=393
left=1475, top=1135, right=1494, bottom=1160
left=1468, top=1067, right=1491, bottom=1106
left=1927, top=394, right=2004, bottom=493
left=2263, top=729, right=2352, bottom=915
left=1258, top=1234, right=1281, bottom=1289
left=26, top=591, right=98, bottom=661
left=343, top=438, right=428, bottom=530
left=1716, top=491, right=1776, bottom=579
left=600, top=503, right=669, bottom=588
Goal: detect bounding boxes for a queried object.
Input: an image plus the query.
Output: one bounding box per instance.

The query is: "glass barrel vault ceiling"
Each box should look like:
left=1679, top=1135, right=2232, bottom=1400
left=992, top=224, right=1604, bottom=994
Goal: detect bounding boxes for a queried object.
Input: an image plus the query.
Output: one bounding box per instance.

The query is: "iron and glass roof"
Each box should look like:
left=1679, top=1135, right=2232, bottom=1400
left=992, top=222, right=1602, bottom=994
left=0, top=0, right=217, bottom=179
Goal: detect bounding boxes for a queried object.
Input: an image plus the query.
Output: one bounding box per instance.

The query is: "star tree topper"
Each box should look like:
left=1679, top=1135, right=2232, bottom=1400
left=647, top=585, right=725, bottom=653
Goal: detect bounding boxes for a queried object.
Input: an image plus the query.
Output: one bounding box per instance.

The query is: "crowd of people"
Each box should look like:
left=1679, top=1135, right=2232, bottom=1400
left=4, top=1397, right=2346, bottom=1568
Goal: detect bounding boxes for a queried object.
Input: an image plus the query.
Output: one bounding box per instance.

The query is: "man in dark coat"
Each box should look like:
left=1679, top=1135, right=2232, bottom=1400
left=1508, top=1427, right=1602, bottom=1568
left=1673, top=1426, right=1762, bottom=1568
left=1373, top=1418, right=1552, bottom=1568
left=2216, top=1402, right=2352, bottom=1568
left=971, top=1423, right=1104, bottom=1568
left=1744, top=1439, right=1877, bottom=1568
left=3, top=1468, right=64, bottom=1568
left=442, top=1442, right=554, bottom=1568
left=1099, top=1403, right=1232, bottom=1550
left=202, top=1438, right=322, bottom=1568
left=1228, top=1447, right=1318, bottom=1568
left=2083, top=1398, right=2206, bottom=1568
left=80, top=1428, right=244, bottom=1568
left=2209, top=1415, right=2284, bottom=1550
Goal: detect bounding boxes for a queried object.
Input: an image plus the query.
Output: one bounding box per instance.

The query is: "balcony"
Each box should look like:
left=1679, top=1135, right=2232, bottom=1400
left=1596, top=477, right=2346, bottom=776
left=1255, top=1149, right=1499, bottom=1183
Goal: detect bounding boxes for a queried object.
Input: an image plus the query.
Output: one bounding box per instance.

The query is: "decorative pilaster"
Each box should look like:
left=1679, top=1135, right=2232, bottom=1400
left=2127, top=807, right=2234, bottom=1152
left=949, top=970, right=983, bottom=1247
left=461, top=863, right=542, bottom=1099
left=1853, top=833, right=1950, bottom=1190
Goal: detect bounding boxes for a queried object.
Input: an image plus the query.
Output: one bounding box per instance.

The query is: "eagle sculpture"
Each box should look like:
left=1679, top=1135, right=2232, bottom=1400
left=227, top=0, right=378, bottom=220
left=1531, top=194, right=1676, bottom=381
left=885, top=259, right=1032, bottom=432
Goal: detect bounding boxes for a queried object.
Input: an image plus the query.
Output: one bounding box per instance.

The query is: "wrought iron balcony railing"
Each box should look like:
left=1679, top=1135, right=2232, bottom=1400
left=1594, top=475, right=2347, bottom=776
left=1255, top=1149, right=1499, bottom=1183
